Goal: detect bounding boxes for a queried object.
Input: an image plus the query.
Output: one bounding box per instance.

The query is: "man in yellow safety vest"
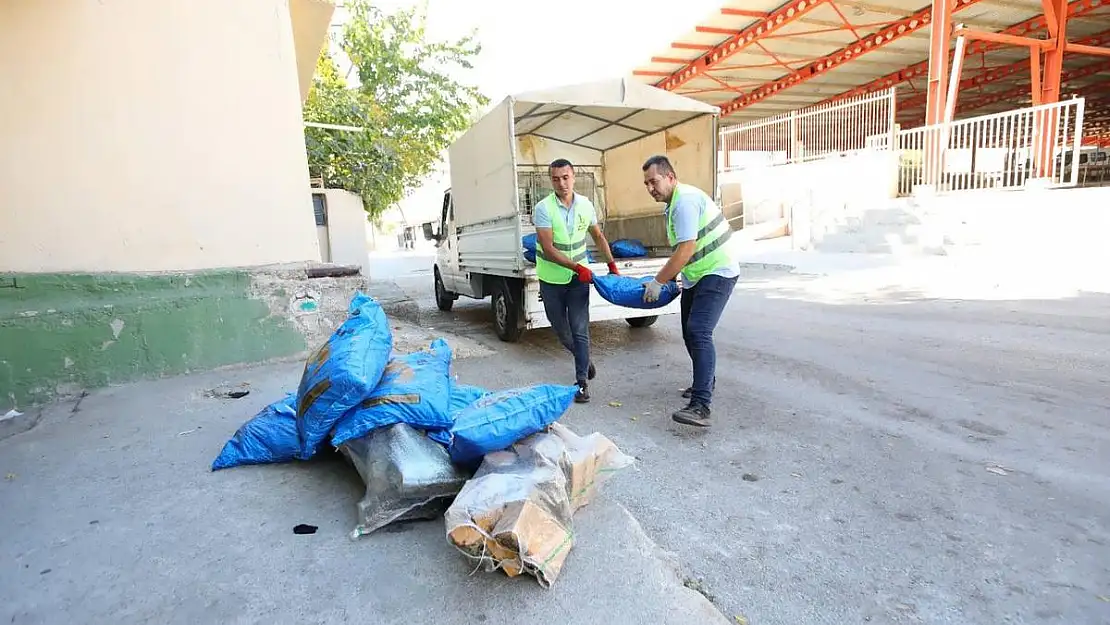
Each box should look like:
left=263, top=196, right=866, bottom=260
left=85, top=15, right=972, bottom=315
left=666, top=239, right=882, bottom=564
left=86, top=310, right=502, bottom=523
left=534, top=158, right=620, bottom=404
left=641, top=154, right=740, bottom=427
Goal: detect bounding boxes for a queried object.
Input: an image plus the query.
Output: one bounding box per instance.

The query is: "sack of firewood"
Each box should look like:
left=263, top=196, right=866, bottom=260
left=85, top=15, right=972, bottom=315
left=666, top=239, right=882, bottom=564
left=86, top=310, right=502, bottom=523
left=444, top=423, right=633, bottom=588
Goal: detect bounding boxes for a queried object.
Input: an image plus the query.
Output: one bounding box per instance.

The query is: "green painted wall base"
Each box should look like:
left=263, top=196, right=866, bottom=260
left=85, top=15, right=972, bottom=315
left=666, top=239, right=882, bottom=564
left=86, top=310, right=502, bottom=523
left=0, top=271, right=308, bottom=410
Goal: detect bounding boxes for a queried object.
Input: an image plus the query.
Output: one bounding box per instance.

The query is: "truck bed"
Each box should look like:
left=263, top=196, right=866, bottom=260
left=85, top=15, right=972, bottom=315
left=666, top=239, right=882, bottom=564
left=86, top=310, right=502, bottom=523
left=457, top=214, right=672, bottom=277
left=521, top=256, right=680, bottom=329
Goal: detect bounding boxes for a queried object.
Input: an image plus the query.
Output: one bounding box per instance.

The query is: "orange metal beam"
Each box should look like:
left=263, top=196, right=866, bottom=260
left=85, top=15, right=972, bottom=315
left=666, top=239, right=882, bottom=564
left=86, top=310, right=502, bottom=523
left=925, top=0, right=955, bottom=125
left=923, top=0, right=956, bottom=185
left=657, top=0, right=828, bottom=92
left=721, top=8, right=771, bottom=18
left=672, top=42, right=715, bottom=50
left=953, top=58, right=1110, bottom=114
left=718, top=0, right=991, bottom=116
left=1030, top=48, right=1043, bottom=105
left=953, top=27, right=1054, bottom=50
left=818, top=0, right=1102, bottom=105
left=1067, top=42, right=1110, bottom=57
left=1035, top=0, right=1071, bottom=176
left=714, top=54, right=839, bottom=70
left=697, top=26, right=742, bottom=35
left=897, top=28, right=1110, bottom=110
left=760, top=21, right=895, bottom=39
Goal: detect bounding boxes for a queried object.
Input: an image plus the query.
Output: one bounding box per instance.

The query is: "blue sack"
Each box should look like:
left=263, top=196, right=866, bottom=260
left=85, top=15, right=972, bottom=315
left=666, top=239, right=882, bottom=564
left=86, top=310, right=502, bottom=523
left=444, top=384, right=578, bottom=468
left=295, top=292, right=393, bottom=458
left=593, top=274, right=680, bottom=310
left=428, top=383, right=490, bottom=445
left=611, top=239, right=648, bottom=259
left=330, top=339, right=454, bottom=446
left=211, top=393, right=299, bottom=471
left=522, top=234, right=537, bottom=263
left=449, top=383, right=490, bottom=417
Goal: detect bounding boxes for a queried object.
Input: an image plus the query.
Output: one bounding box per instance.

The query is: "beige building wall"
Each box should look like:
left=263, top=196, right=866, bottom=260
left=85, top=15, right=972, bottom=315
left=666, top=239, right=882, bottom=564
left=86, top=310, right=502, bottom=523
left=0, top=0, right=333, bottom=273
left=317, top=189, right=371, bottom=275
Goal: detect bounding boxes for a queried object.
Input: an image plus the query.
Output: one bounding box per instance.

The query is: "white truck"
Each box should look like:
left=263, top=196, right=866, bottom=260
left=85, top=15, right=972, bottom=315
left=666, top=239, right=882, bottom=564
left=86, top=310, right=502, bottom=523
left=422, top=78, right=721, bottom=342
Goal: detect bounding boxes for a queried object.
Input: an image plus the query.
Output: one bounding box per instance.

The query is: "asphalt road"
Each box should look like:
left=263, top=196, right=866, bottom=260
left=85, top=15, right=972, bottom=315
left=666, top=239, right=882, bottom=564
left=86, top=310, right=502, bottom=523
left=407, top=264, right=1110, bottom=625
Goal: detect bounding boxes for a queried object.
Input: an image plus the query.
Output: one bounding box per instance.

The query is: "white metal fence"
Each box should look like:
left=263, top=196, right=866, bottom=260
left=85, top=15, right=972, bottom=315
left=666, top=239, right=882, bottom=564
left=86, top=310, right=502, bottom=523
left=719, top=88, right=896, bottom=171
left=895, top=98, right=1086, bottom=195
left=718, top=94, right=1088, bottom=197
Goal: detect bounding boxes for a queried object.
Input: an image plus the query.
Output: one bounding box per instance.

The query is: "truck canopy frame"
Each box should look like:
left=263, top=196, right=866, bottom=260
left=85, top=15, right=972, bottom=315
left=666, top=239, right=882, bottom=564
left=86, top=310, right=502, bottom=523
left=511, top=77, right=720, bottom=153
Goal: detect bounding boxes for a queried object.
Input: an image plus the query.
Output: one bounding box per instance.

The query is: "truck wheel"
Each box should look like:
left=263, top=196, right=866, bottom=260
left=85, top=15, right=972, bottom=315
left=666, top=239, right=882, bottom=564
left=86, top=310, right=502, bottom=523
left=492, top=280, right=524, bottom=343
left=627, top=316, right=658, bottom=328
left=434, top=268, right=455, bottom=312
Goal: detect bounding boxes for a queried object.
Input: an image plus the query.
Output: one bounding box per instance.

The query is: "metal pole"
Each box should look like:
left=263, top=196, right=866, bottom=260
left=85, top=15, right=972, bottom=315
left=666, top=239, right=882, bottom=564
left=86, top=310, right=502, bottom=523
left=789, top=111, right=798, bottom=163
left=1071, top=96, right=1086, bottom=186
left=925, top=0, right=954, bottom=126
left=888, top=88, right=898, bottom=151
left=944, top=34, right=967, bottom=123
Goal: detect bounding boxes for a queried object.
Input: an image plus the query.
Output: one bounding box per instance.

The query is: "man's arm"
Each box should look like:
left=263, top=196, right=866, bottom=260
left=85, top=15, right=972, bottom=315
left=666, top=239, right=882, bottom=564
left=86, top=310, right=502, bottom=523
left=588, top=224, right=621, bottom=275
left=587, top=224, right=615, bottom=264
left=653, top=196, right=701, bottom=284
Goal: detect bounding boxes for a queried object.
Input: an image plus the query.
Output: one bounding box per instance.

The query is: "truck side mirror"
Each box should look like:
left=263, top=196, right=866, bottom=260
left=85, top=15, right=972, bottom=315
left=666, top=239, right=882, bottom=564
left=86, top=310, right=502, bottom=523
left=422, top=222, right=436, bottom=241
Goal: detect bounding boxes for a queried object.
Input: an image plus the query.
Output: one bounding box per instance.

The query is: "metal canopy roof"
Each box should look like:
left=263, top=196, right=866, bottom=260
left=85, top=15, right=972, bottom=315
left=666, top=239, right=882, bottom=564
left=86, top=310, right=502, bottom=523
left=509, top=78, right=719, bottom=152
left=632, top=0, right=1110, bottom=132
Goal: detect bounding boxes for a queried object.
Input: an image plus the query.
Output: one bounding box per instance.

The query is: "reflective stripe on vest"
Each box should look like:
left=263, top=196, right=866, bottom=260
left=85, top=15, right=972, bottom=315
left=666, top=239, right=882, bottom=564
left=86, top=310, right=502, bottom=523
left=666, top=183, right=734, bottom=284
left=535, top=194, right=590, bottom=284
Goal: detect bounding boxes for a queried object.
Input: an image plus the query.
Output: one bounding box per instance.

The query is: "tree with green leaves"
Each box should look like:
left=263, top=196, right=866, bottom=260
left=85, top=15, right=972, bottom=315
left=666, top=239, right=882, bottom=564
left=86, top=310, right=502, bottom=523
left=303, top=0, right=488, bottom=219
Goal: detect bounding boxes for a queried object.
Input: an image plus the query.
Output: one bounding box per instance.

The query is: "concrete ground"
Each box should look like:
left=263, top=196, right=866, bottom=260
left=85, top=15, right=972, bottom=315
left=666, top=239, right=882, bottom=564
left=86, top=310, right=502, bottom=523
left=0, top=357, right=727, bottom=625
left=399, top=250, right=1110, bottom=624
left=4, top=250, right=1110, bottom=624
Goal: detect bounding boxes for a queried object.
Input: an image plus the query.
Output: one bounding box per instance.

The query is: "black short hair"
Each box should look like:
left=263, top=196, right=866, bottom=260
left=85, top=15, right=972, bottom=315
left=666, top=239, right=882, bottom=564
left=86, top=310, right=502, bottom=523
left=642, top=154, right=675, bottom=176
left=549, top=158, right=574, bottom=170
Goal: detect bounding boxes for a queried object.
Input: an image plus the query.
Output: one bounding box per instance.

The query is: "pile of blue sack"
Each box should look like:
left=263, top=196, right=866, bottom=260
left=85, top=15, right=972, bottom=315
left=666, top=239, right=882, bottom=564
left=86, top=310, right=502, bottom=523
left=610, top=238, right=648, bottom=259
left=211, top=291, right=580, bottom=472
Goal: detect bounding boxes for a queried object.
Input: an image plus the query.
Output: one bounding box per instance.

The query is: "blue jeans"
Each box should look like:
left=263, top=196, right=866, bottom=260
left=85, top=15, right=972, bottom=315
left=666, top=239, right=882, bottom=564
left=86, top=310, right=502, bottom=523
left=540, top=278, right=591, bottom=384
left=680, top=274, right=737, bottom=406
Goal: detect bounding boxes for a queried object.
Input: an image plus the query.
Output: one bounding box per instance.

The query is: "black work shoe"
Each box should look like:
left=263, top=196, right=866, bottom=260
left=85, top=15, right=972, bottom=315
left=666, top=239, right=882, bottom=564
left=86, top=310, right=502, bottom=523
left=681, top=377, right=717, bottom=399
left=672, top=402, right=711, bottom=427
left=587, top=362, right=597, bottom=381
left=575, top=382, right=590, bottom=404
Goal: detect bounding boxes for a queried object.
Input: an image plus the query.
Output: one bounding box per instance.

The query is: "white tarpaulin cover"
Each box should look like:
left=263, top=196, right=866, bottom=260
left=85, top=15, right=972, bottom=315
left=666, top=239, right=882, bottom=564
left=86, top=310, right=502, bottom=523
left=510, top=77, right=719, bottom=152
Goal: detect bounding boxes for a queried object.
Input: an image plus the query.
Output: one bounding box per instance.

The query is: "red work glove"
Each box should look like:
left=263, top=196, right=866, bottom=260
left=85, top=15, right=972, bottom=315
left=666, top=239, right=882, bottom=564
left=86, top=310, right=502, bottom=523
left=607, top=262, right=620, bottom=276
left=574, top=264, right=595, bottom=284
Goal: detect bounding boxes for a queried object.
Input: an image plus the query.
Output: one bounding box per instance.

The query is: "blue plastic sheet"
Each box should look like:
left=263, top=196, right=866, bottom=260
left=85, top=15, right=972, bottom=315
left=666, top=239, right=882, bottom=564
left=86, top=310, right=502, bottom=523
left=592, top=274, right=681, bottom=310
left=611, top=239, right=648, bottom=259
left=295, top=292, right=393, bottom=458
left=330, top=339, right=454, bottom=446
left=211, top=393, right=300, bottom=471
left=444, top=384, right=579, bottom=468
